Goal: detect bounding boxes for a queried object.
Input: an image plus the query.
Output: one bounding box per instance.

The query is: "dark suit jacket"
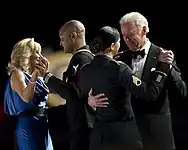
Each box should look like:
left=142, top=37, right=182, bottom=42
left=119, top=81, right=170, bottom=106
left=114, top=43, right=187, bottom=150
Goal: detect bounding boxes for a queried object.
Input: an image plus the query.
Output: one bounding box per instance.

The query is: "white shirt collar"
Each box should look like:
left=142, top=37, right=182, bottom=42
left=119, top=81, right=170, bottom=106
left=73, top=49, right=94, bottom=56
left=105, top=54, right=113, bottom=59
left=140, top=39, right=151, bottom=54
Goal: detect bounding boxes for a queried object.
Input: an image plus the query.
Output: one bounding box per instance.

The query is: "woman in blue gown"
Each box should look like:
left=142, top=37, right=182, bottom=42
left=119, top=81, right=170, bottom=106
left=4, top=38, right=53, bottom=150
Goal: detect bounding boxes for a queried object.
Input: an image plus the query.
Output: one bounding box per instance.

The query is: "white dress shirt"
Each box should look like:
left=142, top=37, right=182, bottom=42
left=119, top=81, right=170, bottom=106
left=132, top=40, right=151, bottom=78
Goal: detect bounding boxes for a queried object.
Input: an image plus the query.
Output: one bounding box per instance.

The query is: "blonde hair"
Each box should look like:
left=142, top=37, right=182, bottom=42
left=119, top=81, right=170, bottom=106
left=7, top=38, right=41, bottom=75
left=119, top=12, right=149, bottom=33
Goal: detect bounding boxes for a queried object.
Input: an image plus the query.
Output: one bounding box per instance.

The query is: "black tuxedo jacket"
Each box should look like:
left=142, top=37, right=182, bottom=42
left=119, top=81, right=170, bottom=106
left=114, top=43, right=187, bottom=150
left=114, top=43, right=187, bottom=114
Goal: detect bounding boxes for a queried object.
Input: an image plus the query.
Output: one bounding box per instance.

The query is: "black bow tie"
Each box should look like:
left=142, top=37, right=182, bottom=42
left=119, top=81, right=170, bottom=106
left=131, top=49, right=145, bottom=59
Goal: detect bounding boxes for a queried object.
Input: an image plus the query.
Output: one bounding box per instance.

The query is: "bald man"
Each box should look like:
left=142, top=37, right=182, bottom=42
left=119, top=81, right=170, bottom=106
left=43, top=20, right=94, bottom=150
left=58, top=20, right=94, bottom=83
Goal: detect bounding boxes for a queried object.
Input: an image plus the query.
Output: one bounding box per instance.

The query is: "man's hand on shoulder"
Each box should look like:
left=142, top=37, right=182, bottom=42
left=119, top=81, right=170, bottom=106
left=113, top=51, right=125, bottom=60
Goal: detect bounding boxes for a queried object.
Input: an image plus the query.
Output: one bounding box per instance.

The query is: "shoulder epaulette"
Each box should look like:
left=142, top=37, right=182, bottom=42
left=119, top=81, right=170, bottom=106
left=109, top=59, right=120, bottom=66
left=117, top=61, right=125, bottom=65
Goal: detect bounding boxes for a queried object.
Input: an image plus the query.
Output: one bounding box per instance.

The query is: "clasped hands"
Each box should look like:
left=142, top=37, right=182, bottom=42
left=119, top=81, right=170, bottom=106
left=88, top=48, right=174, bottom=109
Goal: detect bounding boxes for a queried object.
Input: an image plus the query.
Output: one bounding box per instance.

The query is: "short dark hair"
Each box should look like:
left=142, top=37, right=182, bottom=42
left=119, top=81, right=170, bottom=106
left=89, top=26, right=120, bottom=54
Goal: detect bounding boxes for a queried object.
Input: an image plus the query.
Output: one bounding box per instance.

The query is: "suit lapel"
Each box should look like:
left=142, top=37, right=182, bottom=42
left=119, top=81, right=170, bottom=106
left=141, top=44, right=159, bottom=82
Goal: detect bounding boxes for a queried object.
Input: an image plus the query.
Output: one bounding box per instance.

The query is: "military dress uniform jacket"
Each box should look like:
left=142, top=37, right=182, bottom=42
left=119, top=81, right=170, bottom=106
left=44, top=45, right=94, bottom=150
left=72, top=54, right=170, bottom=150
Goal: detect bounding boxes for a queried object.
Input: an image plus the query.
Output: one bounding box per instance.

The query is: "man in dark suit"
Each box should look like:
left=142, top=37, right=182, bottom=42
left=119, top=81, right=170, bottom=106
left=46, top=20, right=94, bottom=150
left=39, top=26, right=175, bottom=150
left=112, top=12, right=187, bottom=150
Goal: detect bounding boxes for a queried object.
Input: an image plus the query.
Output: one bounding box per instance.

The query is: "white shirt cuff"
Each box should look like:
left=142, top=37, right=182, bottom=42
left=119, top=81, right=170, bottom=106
left=44, top=73, right=53, bottom=83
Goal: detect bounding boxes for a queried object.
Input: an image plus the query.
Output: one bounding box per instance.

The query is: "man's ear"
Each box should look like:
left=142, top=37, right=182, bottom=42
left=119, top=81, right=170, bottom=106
left=70, top=32, right=77, bottom=40
left=110, top=43, right=115, bottom=50
left=142, top=26, right=147, bottom=35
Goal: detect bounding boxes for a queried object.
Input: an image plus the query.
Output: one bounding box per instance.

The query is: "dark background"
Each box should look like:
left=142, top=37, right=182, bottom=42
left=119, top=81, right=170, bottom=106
left=1, top=4, right=187, bottom=101
left=0, top=3, right=188, bottom=149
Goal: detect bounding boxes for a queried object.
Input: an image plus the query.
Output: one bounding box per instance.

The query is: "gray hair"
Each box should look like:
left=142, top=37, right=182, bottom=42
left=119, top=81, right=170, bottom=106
left=119, top=12, right=149, bottom=33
